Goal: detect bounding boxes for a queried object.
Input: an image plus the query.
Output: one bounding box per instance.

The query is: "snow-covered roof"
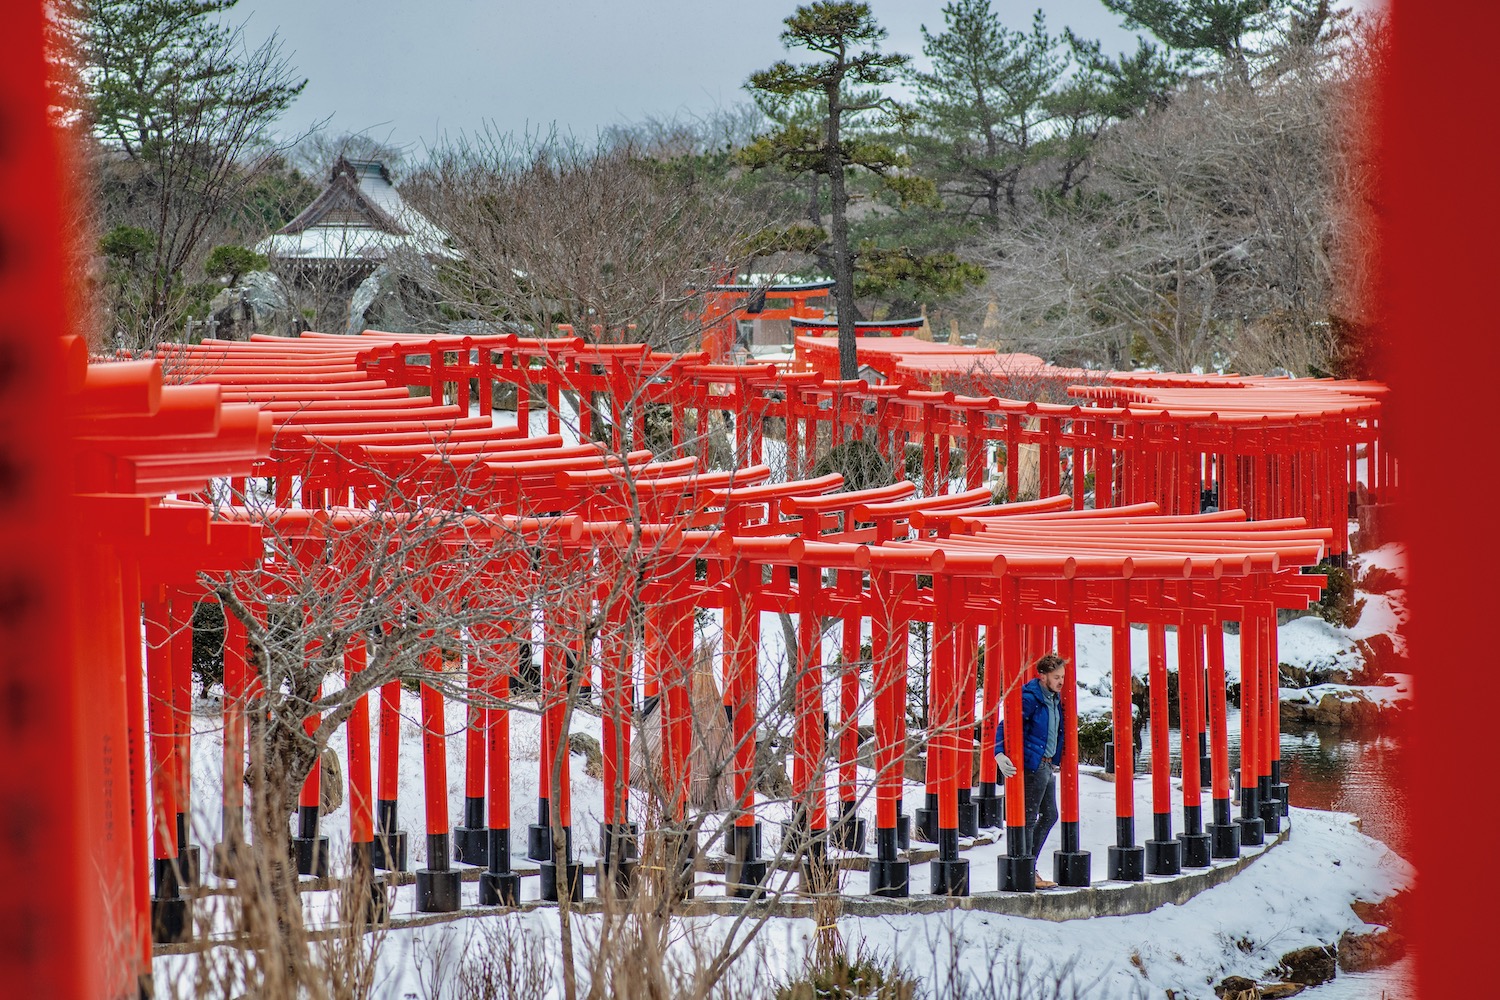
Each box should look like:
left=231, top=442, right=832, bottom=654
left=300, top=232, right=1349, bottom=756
left=257, top=157, right=454, bottom=262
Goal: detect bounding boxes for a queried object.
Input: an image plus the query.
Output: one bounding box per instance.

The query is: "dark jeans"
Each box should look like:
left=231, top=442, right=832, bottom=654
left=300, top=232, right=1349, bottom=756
left=1023, top=761, right=1058, bottom=865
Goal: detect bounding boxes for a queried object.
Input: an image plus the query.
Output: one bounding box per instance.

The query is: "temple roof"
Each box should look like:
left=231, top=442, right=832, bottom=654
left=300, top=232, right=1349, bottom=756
left=257, top=157, right=453, bottom=262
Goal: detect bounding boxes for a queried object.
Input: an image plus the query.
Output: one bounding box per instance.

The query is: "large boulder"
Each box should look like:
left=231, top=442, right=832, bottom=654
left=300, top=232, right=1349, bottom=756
left=1338, top=926, right=1406, bottom=972
left=205, top=269, right=296, bottom=339
left=1276, top=945, right=1336, bottom=986
left=1352, top=633, right=1401, bottom=681
left=347, top=261, right=437, bottom=336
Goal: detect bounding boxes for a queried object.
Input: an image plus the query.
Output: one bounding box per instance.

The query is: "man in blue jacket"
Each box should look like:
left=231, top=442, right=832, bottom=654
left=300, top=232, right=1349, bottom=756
left=995, top=653, right=1066, bottom=889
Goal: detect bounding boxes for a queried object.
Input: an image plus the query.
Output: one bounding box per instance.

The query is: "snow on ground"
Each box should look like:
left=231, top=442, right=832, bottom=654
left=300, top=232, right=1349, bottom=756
left=173, top=672, right=1410, bottom=998
left=168, top=703, right=1409, bottom=1000
left=167, top=506, right=1414, bottom=997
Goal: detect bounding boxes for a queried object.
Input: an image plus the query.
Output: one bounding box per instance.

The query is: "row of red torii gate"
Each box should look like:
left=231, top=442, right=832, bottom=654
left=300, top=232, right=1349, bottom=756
left=66, top=326, right=1391, bottom=982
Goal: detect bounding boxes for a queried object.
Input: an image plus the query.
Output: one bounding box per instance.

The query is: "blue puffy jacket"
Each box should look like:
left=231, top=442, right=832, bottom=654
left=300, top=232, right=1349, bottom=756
left=994, top=678, right=1057, bottom=773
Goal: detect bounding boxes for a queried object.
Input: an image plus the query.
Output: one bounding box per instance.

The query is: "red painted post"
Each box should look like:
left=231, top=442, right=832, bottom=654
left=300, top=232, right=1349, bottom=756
left=1177, top=619, right=1211, bottom=867
left=1267, top=612, right=1289, bottom=825
left=346, top=639, right=374, bottom=850
left=725, top=560, right=766, bottom=895
left=998, top=577, right=1033, bottom=890
left=373, top=676, right=408, bottom=872
left=955, top=620, right=978, bottom=838
left=217, top=607, right=247, bottom=875
left=537, top=599, right=581, bottom=902
left=1106, top=613, right=1145, bottom=880
left=1053, top=602, right=1090, bottom=885
left=833, top=591, right=865, bottom=852
left=1238, top=613, right=1265, bottom=846
left=1258, top=611, right=1283, bottom=834
left=975, top=621, right=1002, bottom=827
left=291, top=670, right=329, bottom=878
left=168, top=597, right=196, bottom=887
left=1205, top=617, right=1240, bottom=858
left=792, top=554, right=828, bottom=864
left=454, top=636, right=489, bottom=865
left=928, top=574, right=967, bottom=894
left=1144, top=624, right=1180, bottom=874
left=868, top=571, right=909, bottom=896
left=415, top=648, right=461, bottom=911
left=479, top=617, right=520, bottom=904
left=120, top=566, right=153, bottom=971
left=143, top=596, right=188, bottom=940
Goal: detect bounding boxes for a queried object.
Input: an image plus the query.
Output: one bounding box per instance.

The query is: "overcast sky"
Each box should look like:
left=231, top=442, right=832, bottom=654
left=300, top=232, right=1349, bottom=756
left=231, top=0, right=1381, bottom=162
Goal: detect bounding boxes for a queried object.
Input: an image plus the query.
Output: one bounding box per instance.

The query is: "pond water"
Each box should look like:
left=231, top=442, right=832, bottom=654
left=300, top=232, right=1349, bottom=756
left=1134, top=709, right=1409, bottom=859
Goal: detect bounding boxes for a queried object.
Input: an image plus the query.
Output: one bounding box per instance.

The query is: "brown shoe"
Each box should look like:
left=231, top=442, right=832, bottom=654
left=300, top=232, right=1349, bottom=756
left=1034, top=877, right=1058, bottom=889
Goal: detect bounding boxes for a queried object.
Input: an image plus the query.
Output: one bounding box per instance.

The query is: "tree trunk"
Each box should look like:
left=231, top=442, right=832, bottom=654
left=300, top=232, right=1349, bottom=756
left=825, top=80, right=858, bottom=383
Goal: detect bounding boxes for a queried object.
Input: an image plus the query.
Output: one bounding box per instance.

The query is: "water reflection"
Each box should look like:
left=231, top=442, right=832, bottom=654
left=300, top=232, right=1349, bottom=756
left=1134, top=708, right=1408, bottom=859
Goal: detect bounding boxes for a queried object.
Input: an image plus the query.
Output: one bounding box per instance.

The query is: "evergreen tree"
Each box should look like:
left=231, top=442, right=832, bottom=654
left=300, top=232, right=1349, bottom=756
left=744, top=2, right=910, bottom=380
left=909, top=2, right=1067, bottom=228
left=60, top=0, right=306, bottom=347
left=1099, top=0, right=1287, bottom=80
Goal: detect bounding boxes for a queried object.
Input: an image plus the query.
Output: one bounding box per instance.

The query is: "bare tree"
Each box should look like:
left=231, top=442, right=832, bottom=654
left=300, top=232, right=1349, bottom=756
left=399, top=130, right=785, bottom=350
left=976, top=13, right=1383, bottom=375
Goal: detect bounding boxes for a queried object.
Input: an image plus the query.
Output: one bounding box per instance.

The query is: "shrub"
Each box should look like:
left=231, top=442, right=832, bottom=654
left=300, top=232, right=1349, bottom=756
left=775, top=951, right=918, bottom=1000
left=205, top=243, right=269, bottom=284
left=1076, top=712, right=1114, bottom=766
left=814, top=437, right=895, bottom=492
left=191, top=600, right=226, bottom=698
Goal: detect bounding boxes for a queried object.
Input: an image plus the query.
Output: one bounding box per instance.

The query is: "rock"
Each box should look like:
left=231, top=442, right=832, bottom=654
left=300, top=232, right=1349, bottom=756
left=205, top=270, right=296, bottom=339
left=1351, top=892, right=1407, bottom=930
left=1260, top=984, right=1308, bottom=998
left=568, top=732, right=604, bottom=780
left=319, top=748, right=343, bottom=814
left=1338, top=927, right=1406, bottom=972
left=1306, top=690, right=1378, bottom=727
left=1357, top=499, right=1395, bottom=551
left=1214, top=975, right=1260, bottom=999
left=854, top=733, right=926, bottom=782
left=1278, top=663, right=1311, bottom=688
left=347, top=261, right=435, bottom=336
left=1277, top=945, right=1336, bottom=986
left=1352, top=634, right=1400, bottom=681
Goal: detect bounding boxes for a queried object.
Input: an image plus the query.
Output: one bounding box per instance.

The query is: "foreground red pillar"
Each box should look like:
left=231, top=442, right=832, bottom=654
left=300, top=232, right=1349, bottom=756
left=831, top=596, right=867, bottom=852
left=453, top=640, right=489, bottom=866
left=597, top=591, right=639, bottom=895
left=415, top=649, right=461, bottom=912
left=998, top=578, right=1035, bottom=891
left=344, top=637, right=389, bottom=919
left=1384, top=6, right=1498, bottom=989
left=1237, top=612, right=1266, bottom=847
left=1205, top=618, right=1240, bottom=858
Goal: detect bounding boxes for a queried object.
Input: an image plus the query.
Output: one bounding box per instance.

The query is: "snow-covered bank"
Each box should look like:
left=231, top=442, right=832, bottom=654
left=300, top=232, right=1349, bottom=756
left=156, top=802, right=1408, bottom=999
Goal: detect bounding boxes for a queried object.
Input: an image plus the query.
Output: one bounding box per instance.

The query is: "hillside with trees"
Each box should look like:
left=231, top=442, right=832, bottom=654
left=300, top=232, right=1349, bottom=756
left=57, top=0, right=1383, bottom=380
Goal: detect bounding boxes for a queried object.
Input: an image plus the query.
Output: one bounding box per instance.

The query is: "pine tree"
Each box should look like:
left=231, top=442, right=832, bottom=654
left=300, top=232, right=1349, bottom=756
left=744, top=2, right=910, bottom=380
left=909, top=2, right=1067, bottom=229
left=60, top=0, right=306, bottom=346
